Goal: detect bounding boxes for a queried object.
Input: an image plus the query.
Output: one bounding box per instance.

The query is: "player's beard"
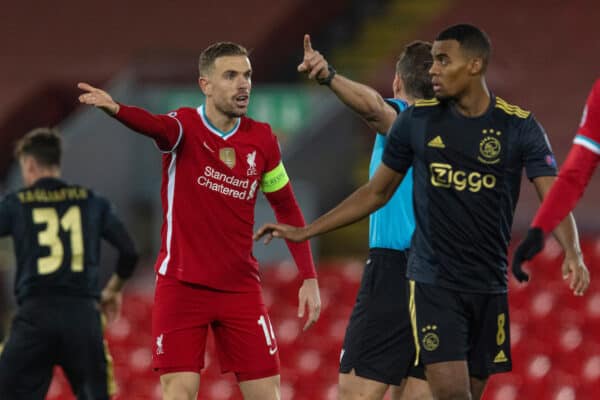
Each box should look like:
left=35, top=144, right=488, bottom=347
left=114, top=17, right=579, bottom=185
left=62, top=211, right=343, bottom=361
left=224, top=108, right=246, bottom=118
left=216, top=100, right=247, bottom=118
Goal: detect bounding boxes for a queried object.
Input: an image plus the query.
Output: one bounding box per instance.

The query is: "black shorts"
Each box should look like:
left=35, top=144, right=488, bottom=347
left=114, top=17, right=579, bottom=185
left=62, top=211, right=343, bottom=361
left=0, top=296, right=115, bottom=399
left=409, top=281, right=512, bottom=379
left=340, top=248, right=425, bottom=385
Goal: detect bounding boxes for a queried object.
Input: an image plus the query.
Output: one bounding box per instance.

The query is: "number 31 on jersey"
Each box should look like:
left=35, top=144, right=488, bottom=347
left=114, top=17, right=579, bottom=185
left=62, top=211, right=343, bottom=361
left=33, top=205, right=84, bottom=275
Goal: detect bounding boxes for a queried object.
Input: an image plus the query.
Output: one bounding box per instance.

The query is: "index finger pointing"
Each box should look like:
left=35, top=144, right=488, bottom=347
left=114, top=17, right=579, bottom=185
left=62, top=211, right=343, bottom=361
left=77, top=82, right=96, bottom=92
left=304, top=34, right=313, bottom=53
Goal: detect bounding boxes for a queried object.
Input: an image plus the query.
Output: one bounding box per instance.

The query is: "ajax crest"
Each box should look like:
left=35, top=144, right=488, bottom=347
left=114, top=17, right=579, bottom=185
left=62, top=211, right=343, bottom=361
left=478, top=129, right=501, bottom=164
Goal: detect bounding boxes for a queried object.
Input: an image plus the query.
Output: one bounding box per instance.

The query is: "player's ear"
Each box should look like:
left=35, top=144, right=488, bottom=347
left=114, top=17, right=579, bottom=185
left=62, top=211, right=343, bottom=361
left=20, top=155, right=36, bottom=181
left=393, top=74, right=403, bottom=97
left=468, top=57, right=484, bottom=75
left=198, top=76, right=210, bottom=96
left=21, top=155, right=34, bottom=172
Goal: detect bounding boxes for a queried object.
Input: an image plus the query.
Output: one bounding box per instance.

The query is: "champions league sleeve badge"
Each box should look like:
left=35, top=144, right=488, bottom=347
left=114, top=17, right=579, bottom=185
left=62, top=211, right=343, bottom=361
left=545, top=154, right=557, bottom=168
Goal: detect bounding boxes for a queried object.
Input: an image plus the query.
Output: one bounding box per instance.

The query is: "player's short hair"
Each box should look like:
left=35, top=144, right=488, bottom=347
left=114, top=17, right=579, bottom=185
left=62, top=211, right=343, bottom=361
left=436, top=24, right=491, bottom=71
left=14, top=127, right=62, bottom=167
left=198, top=42, right=249, bottom=76
left=396, top=41, right=434, bottom=99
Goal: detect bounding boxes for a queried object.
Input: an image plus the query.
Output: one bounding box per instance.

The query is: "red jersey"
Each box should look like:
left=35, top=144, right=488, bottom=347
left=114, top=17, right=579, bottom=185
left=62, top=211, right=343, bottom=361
left=116, top=104, right=315, bottom=291
left=533, top=79, right=600, bottom=233
left=574, top=79, right=600, bottom=153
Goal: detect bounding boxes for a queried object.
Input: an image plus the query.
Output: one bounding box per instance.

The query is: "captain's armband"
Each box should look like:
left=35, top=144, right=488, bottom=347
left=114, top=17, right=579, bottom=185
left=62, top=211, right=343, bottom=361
left=260, top=162, right=289, bottom=193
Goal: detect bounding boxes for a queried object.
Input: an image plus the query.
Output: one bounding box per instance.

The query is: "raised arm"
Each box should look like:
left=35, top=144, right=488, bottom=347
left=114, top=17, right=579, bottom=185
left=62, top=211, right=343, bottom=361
left=298, top=34, right=397, bottom=134
left=77, top=82, right=182, bottom=152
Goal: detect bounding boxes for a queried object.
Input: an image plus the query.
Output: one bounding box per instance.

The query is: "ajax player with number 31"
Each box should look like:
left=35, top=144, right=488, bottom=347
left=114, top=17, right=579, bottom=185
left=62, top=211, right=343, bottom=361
left=78, top=42, right=321, bottom=400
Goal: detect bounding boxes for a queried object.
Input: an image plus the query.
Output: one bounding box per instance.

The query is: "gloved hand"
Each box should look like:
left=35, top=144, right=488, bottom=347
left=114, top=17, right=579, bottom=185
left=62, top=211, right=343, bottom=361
left=511, top=227, right=544, bottom=282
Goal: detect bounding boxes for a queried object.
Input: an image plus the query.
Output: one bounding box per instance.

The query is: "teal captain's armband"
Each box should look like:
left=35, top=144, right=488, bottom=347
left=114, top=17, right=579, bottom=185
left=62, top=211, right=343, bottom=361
left=261, top=162, right=289, bottom=193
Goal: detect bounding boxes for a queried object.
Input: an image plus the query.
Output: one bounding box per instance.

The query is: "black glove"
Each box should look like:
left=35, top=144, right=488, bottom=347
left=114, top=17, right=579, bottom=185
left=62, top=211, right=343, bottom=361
left=512, top=227, right=544, bottom=282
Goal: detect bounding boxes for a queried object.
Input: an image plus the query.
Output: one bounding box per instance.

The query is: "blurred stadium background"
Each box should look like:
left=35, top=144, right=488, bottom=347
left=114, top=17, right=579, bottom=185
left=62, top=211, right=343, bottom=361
left=1, top=0, right=600, bottom=398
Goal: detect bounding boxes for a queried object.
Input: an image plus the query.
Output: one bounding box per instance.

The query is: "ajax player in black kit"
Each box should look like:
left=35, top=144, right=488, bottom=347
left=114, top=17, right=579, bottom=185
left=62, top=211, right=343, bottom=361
left=0, top=128, right=139, bottom=399
left=255, top=24, right=589, bottom=400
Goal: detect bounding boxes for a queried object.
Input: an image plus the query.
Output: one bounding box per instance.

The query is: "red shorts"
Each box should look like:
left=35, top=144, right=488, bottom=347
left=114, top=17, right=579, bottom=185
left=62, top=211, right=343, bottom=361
left=152, top=275, right=280, bottom=381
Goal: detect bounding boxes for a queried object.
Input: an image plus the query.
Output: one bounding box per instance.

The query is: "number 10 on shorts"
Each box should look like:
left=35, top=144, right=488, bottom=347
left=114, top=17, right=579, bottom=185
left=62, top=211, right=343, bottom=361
left=258, top=315, right=278, bottom=355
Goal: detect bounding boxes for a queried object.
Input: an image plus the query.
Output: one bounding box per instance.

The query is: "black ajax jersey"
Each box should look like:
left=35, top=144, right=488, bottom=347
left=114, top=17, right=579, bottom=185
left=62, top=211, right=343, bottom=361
left=383, top=95, right=557, bottom=293
left=0, top=178, right=137, bottom=303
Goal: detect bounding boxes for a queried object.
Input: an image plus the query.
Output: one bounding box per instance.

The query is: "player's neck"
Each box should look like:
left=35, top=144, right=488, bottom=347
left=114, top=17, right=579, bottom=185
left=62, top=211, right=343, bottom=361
left=396, top=87, right=416, bottom=106
left=401, top=94, right=416, bottom=106
left=29, top=168, right=61, bottom=186
left=204, top=103, right=239, bottom=133
left=454, top=81, right=490, bottom=118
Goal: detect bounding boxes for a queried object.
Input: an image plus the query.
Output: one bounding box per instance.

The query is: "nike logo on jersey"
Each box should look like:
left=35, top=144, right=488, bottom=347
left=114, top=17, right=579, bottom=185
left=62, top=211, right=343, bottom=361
left=428, top=136, right=446, bottom=148
left=203, top=141, right=215, bottom=153
left=269, top=347, right=278, bottom=356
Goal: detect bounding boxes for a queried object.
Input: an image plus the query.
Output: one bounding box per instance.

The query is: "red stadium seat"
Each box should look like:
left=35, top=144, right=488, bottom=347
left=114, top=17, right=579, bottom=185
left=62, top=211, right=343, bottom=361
left=128, top=347, right=153, bottom=374
left=104, top=316, right=132, bottom=343
left=484, top=372, right=523, bottom=400
left=585, top=291, right=600, bottom=320
left=125, top=374, right=162, bottom=400
left=200, top=377, right=241, bottom=400
left=581, top=352, right=600, bottom=387
left=44, top=255, right=600, bottom=398
left=485, top=383, right=519, bottom=400
left=508, top=280, right=529, bottom=309
left=274, top=317, right=302, bottom=347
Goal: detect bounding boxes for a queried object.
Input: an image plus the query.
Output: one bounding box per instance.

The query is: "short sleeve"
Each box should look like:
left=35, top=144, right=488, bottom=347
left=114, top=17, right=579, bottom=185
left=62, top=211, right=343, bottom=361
left=384, top=98, right=408, bottom=114
left=521, top=115, right=558, bottom=179
left=382, top=111, right=414, bottom=173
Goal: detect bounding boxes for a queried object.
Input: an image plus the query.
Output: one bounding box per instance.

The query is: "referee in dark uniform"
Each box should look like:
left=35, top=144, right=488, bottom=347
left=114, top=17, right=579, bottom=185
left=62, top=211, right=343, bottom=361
left=0, top=128, right=138, bottom=399
left=255, top=24, right=590, bottom=400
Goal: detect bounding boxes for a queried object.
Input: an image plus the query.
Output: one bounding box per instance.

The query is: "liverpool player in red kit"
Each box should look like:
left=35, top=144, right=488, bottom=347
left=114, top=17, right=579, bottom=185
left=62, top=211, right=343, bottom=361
left=78, top=42, right=321, bottom=400
left=513, top=79, right=599, bottom=286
